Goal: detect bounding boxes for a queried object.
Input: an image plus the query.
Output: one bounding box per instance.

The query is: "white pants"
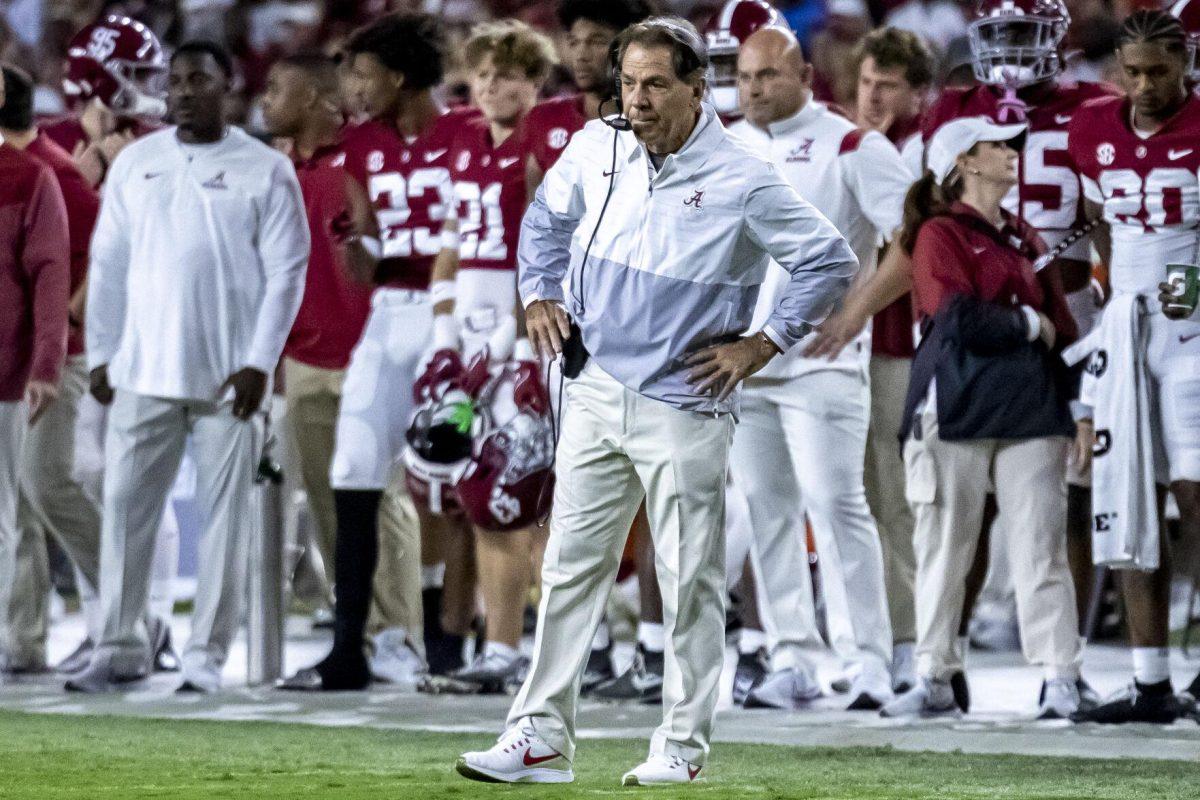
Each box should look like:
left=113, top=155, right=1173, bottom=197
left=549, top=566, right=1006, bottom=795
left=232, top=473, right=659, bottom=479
left=332, top=289, right=432, bottom=490
left=730, top=369, right=892, bottom=678
left=1144, top=312, right=1200, bottom=482
left=508, top=362, right=733, bottom=765
left=904, top=405, right=1083, bottom=680
left=97, top=390, right=262, bottom=674
left=0, top=401, right=27, bottom=661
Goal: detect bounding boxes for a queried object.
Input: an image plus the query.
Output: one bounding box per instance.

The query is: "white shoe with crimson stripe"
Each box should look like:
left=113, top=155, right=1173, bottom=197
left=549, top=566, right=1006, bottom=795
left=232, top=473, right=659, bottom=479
left=621, top=754, right=703, bottom=786
left=455, top=724, right=573, bottom=783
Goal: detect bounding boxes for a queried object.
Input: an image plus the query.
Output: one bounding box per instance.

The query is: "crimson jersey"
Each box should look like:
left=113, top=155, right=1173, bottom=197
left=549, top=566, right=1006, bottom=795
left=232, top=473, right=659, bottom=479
left=450, top=116, right=527, bottom=272
left=1068, top=94, right=1200, bottom=296
left=521, top=94, right=588, bottom=173
left=337, top=108, right=476, bottom=290
left=38, top=114, right=159, bottom=156
left=286, top=139, right=373, bottom=370
left=920, top=81, right=1119, bottom=259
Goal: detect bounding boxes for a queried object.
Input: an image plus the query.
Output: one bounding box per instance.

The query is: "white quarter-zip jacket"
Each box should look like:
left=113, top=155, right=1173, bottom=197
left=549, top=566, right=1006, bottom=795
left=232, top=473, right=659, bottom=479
left=731, top=100, right=914, bottom=379
left=87, top=126, right=309, bottom=401
left=518, top=103, right=857, bottom=414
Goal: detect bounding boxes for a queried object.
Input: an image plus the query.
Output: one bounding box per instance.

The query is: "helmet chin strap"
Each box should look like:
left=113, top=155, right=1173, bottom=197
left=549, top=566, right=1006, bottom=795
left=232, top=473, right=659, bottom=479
left=995, top=79, right=1029, bottom=124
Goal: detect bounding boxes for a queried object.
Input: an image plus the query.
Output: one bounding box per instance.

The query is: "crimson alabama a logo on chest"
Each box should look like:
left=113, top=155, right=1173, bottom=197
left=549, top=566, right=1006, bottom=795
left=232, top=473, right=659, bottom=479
left=787, top=137, right=816, bottom=163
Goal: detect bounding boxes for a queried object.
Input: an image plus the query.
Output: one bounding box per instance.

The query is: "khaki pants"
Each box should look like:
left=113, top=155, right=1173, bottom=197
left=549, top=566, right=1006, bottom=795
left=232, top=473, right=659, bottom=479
left=508, top=362, right=733, bottom=765
left=283, top=358, right=422, bottom=649
left=864, top=354, right=916, bottom=644
left=6, top=358, right=103, bottom=665
left=0, top=401, right=27, bottom=664
left=904, top=405, right=1082, bottom=680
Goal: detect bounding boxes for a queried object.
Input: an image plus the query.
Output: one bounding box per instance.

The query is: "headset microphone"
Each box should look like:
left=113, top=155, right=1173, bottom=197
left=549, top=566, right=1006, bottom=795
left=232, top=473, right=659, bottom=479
left=600, top=97, right=632, bottom=131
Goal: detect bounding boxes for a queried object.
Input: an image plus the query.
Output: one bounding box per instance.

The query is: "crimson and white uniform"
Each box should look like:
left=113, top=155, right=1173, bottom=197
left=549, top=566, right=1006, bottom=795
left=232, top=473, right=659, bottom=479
left=1068, top=95, right=1200, bottom=481
left=329, top=111, right=470, bottom=489
left=728, top=99, right=912, bottom=688
left=448, top=115, right=527, bottom=356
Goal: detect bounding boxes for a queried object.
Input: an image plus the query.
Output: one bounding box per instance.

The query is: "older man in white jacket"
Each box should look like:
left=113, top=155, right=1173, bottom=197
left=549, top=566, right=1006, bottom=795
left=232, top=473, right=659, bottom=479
left=68, top=42, right=308, bottom=693
left=727, top=27, right=914, bottom=712
left=456, top=18, right=855, bottom=787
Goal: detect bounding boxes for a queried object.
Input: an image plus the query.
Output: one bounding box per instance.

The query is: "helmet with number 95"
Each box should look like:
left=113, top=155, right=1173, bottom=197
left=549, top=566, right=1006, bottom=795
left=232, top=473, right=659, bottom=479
left=703, top=0, right=788, bottom=116
left=968, top=0, right=1070, bottom=88
left=64, top=15, right=167, bottom=118
left=1171, top=0, right=1200, bottom=79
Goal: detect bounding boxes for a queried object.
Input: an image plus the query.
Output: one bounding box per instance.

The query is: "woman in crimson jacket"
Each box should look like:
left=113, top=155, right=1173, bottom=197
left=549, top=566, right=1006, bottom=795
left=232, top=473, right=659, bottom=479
left=881, top=117, right=1087, bottom=722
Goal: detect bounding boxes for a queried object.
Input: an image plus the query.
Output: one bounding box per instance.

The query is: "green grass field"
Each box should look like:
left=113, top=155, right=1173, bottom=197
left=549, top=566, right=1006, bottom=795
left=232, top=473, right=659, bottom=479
left=1, top=710, right=1197, bottom=799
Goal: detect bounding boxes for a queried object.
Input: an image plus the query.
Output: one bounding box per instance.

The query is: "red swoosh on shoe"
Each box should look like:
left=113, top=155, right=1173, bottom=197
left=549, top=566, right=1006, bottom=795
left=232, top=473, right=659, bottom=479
left=688, top=765, right=701, bottom=780
left=523, top=749, right=560, bottom=766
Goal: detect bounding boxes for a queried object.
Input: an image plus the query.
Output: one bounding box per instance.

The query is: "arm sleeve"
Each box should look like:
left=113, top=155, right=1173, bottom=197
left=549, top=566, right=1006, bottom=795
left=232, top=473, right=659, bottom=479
left=744, top=175, right=858, bottom=351
left=517, top=133, right=587, bottom=307
left=245, top=157, right=311, bottom=374
left=842, top=131, right=914, bottom=241
left=85, top=156, right=132, bottom=370
left=23, top=166, right=71, bottom=385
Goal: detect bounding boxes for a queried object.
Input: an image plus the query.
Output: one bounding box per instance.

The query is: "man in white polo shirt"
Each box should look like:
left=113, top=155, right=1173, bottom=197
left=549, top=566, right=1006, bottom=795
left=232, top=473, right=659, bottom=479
left=68, top=41, right=309, bottom=693
left=728, top=26, right=914, bottom=711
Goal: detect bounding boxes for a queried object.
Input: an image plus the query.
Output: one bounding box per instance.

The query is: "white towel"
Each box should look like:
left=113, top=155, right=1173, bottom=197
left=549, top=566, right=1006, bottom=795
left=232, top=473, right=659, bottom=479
left=1062, top=294, right=1160, bottom=571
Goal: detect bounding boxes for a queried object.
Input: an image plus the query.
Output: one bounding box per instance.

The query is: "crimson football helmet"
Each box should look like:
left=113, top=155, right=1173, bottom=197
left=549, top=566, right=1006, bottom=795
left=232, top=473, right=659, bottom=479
left=453, top=353, right=555, bottom=533
left=968, top=0, right=1070, bottom=88
left=1171, top=0, right=1200, bottom=78
left=402, top=350, right=476, bottom=514
left=703, top=0, right=788, bottom=116
left=64, top=15, right=167, bottom=118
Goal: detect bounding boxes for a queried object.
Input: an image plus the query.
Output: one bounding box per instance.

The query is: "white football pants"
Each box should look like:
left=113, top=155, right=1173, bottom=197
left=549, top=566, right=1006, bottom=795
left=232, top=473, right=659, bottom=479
left=96, top=391, right=262, bottom=674
left=730, top=369, right=892, bottom=679
left=332, top=288, right=432, bottom=490
left=508, top=361, right=733, bottom=765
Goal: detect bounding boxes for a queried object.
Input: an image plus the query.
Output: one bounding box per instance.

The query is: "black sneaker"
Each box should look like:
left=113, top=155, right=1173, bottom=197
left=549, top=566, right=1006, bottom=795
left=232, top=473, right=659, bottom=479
left=1070, top=680, right=1182, bottom=724
left=149, top=617, right=180, bottom=673
left=592, top=644, right=664, bottom=704
left=581, top=645, right=615, bottom=694
left=949, top=670, right=970, bottom=713
left=422, top=587, right=465, bottom=676
left=732, top=648, right=769, bottom=706
left=277, top=652, right=371, bottom=692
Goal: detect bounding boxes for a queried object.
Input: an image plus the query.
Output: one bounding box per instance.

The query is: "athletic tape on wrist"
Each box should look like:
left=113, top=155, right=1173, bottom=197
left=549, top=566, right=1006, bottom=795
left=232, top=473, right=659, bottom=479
left=430, top=280, right=456, bottom=306
left=359, top=235, right=382, bottom=260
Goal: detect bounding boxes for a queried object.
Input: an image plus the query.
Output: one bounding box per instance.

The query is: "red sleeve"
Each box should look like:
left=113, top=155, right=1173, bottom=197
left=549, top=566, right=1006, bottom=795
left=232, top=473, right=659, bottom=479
left=23, top=165, right=70, bottom=386
left=911, top=218, right=974, bottom=318
left=58, top=166, right=100, bottom=288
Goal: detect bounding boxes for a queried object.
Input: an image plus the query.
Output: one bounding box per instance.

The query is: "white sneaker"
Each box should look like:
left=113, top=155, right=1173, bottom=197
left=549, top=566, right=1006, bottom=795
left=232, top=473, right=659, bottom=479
left=880, top=676, right=959, bottom=718
left=177, top=653, right=222, bottom=694
left=743, top=666, right=821, bottom=709
left=370, top=628, right=426, bottom=688
left=456, top=723, right=573, bottom=783
left=847, top=666, right=894, bottom=711
left=1037, top=678, right=1081, bottom=720
left=891, top=642, right=916, bottom=693
left=621, top=754, right=702, bottom=786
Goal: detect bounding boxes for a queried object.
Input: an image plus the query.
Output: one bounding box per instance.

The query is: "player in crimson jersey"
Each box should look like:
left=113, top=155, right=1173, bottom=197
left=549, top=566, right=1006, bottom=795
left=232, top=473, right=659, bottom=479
left=1170, top=0, right=1200, bottom=79
left=41, top=14, right=166, bottom=188
left=523, top=0, right=654, bottom=194
left=279, top=12, right=474, bottom=692
left=703, top=0, right=788, bottom=118
left=1066, top=10, right=1200, bottom=724
left=422, top=21, right=558, bottom=690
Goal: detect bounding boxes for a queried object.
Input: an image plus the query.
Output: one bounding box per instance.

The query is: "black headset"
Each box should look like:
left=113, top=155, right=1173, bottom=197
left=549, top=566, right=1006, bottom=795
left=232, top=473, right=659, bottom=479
left=601, top=18, right=710, bottom=131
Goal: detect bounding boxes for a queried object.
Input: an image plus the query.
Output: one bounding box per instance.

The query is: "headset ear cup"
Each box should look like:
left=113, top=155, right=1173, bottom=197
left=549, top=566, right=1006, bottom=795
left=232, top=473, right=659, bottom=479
left=609, top=39, right=622, bottom=110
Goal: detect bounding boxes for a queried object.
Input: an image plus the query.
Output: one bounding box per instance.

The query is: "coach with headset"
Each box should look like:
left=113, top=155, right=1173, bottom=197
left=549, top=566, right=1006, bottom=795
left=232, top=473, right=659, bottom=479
left=456, top=17, right=856, bottom=787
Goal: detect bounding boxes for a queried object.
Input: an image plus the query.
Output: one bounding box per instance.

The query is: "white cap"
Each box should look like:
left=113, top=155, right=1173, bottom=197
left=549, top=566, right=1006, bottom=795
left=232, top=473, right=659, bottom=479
left=926, top=116, right=1027, bottom=184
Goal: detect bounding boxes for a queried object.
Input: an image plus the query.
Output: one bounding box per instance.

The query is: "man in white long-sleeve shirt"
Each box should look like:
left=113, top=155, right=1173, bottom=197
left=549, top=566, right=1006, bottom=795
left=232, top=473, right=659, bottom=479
left=728, top=27, right=913, bottom=712
left=68, top=42, right=309, bottom=693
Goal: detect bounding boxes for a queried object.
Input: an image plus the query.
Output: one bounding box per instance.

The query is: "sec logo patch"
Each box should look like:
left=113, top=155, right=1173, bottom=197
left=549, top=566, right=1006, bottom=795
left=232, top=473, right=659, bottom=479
left=548, top=127, right=569, bottom=149
left=368, top=150, right=385, bottom=172
left=1096, top=143, right=1115, bottom=166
